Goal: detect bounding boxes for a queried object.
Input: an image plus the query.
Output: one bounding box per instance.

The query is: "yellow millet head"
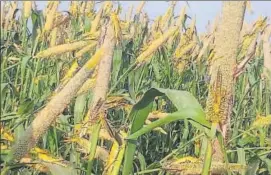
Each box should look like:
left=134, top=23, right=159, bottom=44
left=205, top=67, right=230, bottom=124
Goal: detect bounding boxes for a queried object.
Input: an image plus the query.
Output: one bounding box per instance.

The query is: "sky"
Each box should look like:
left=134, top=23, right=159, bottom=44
left=35, top=1, right=271, bottom=33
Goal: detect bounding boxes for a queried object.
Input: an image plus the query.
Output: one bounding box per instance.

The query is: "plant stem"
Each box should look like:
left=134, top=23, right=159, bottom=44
left=202, top=139, right=212, bottom=175
left=87, top=122, right=102, bottom=175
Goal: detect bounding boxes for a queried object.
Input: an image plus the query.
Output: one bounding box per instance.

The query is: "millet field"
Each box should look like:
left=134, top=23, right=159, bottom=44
left=0, top=1, right=271, bottom=175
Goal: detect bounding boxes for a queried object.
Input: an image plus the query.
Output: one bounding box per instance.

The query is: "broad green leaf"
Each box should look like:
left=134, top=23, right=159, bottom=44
left=123, top=89, right=157, bottom=175
left=127, top=109, right=209, bottom=140
left=123, top=87, right=211, bottom=175
left=156, top=88, right=202, bottom=111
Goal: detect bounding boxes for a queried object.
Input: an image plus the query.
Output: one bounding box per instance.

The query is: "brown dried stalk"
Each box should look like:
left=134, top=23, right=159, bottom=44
left=91, top=26, right=115, bottom=109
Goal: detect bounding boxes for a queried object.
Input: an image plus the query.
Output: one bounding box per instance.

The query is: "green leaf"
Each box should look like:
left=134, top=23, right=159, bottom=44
left=1, top=83, right=9, bottom=106
left=237, top=148, right=246, bottom=175
left=1, top=83, right=9, bottom=94
left=122, top=87, right=211, bottom=175
left=237, top=148, right=246, bottom=165
left=151, top=60, right=161, bottom=81
left=17, top=98, right=34, bottom=115
left=259, top=154, right=271, bottom=174
left=155, top=88, right=203, bottom=111
left=238, top=134, right=257, bottom=147
left=127, top=109, right=209, bottom=140
left=74, top=94, right=87, bottom=124
left=112, top=47, right=123, bottom=84
left=246, top=156, right=260, bottom=175
left=20, top=56, right=31, bottom=84
left=137, top=152, right=147, bottom=172
left=84, top=18, right=91, bottom=32
left=123, top=89, right=157, bottom=175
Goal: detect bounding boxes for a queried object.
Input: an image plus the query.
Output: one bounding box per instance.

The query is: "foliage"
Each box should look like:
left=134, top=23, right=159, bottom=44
left=0, top=1, right=270, bottom=175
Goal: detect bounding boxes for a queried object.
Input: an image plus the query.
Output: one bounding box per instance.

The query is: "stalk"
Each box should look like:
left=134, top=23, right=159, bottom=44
left=85, top=21, right=116, bottom=174
left=87, top=122, right=102, bottom=174
left=201, top=139, right=212, bottom=175
left=111, top=143, right=126, bottom=175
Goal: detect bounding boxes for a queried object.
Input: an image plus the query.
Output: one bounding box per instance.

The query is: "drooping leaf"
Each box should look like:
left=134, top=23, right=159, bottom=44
left=123, top=87, right=211, bottom=175
left=127, top=109, right=209, bottom=140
